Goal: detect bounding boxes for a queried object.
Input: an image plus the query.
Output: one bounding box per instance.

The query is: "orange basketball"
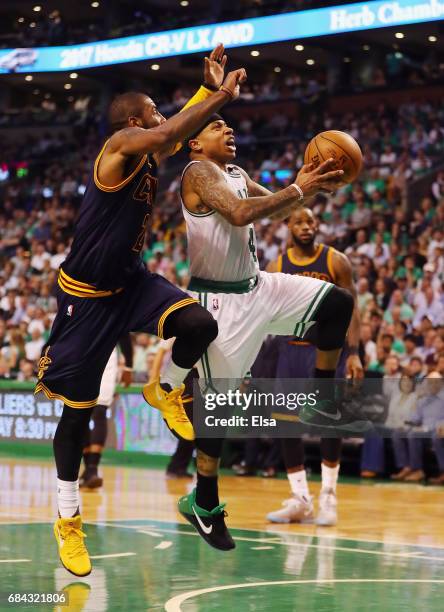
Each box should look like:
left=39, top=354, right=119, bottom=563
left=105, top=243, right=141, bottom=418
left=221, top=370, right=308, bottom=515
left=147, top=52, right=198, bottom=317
left=304, top=130, right=363, bottom=183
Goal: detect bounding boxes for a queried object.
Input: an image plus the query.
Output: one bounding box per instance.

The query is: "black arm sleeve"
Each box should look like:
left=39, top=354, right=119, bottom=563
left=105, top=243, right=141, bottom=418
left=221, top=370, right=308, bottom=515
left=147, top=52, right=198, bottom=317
left=118, top=333, right=133, bottom=368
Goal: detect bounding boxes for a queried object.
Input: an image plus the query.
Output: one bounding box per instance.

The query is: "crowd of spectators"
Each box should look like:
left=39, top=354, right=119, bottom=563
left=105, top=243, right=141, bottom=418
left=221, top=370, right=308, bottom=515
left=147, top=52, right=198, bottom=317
left=1, top=77, right=444, bottom=480
left=1, top=85, right=443, bottom=386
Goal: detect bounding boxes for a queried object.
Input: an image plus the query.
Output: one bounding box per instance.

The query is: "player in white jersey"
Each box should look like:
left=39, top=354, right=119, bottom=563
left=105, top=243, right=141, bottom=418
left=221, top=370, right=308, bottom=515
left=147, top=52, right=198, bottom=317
left=177, top=114, right=356, bottom=551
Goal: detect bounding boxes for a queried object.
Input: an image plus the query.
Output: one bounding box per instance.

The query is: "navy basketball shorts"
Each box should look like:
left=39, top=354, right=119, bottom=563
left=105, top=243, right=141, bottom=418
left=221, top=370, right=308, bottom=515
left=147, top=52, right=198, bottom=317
left=35, top=268, right=197, bottom=408
left=274, top=335, right=348, bottom=380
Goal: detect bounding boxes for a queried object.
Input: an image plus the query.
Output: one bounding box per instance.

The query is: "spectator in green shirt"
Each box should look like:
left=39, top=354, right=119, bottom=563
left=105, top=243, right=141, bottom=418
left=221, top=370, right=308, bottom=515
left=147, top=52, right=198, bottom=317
left=384, top=289, right=415, bottom=324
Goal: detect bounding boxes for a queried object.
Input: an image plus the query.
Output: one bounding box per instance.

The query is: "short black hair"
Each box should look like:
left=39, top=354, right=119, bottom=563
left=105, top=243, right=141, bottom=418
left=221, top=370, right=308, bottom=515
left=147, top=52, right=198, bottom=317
left=108, top=92, right=148, bottom=133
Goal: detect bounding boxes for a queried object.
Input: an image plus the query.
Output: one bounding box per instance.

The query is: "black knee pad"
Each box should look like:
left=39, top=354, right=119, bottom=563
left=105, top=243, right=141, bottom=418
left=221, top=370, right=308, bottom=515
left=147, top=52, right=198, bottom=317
left=191, top=307, right=218, bottom=344
left=315, top=286, right=354, bottom=351
left=54, top=405, right=93, bottom=441
left=164, top=303, right=218, bottom=343
left=53, top=405, right=93, bottom=480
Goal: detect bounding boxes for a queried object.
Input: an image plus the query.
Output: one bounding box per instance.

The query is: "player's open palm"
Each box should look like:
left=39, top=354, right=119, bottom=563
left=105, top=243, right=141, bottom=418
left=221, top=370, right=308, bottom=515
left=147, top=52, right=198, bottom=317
left=295, top=159, right=346, bottom=198
left=222, top=68, right=247, bottom=100
left=204, top=43, right=227, bottom=89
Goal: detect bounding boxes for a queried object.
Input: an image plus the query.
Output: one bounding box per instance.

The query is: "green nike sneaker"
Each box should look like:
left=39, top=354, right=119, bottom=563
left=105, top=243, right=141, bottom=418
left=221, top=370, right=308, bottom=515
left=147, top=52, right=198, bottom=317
left=178, top=488, right=235, bottom=551
left=298, top=398, right=372, bottom=433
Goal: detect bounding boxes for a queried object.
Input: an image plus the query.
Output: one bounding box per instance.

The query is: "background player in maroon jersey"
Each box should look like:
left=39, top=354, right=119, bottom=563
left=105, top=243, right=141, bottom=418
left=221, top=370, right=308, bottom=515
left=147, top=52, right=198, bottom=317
left=266, top=207, right=364, bottom=526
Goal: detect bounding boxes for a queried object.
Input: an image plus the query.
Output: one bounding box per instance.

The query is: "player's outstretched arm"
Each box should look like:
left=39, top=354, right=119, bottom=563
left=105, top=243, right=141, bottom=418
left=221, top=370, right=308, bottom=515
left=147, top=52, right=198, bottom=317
left=109, top=69, right=246, bottom=158
left=238, top=168, right=308, bottom=221
left=332, top=250, right=364, bottom=379
left=185, top=160, right=344, bottom=226
left=160, top=43, right=228, bottom=160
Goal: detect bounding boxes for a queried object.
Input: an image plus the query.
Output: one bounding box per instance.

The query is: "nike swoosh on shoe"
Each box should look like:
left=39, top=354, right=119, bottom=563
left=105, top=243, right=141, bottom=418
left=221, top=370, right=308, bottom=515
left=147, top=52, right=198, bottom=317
left=192, top=506, right=213, bottom=534
left=310, top=407, right=342, bottom=420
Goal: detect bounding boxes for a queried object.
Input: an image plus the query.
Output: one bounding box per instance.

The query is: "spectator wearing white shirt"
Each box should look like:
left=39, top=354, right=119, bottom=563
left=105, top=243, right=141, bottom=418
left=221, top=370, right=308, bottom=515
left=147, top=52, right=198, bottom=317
left=25, top=328, right=45, bottom=362
left=379, top=144, right=397, bottom=176
left=31, top=243, right=51, bottom=273
left=432, top=171, right=444, bottom=201
left=413, top=287, right=444, bottom=328
left=360, top=323, right=377, bottom=367
left=50, top=242, right=67, bottom=270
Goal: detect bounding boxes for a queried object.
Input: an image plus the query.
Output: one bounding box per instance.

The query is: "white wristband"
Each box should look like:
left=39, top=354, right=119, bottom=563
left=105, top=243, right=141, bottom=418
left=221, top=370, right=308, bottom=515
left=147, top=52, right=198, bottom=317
left=290, top=183, right=304, bottom=202
left=123, top=367, right=133, bottom=372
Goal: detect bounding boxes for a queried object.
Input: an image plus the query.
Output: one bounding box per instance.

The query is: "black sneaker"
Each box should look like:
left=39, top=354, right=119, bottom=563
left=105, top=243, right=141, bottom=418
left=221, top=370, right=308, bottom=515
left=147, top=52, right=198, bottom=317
left=79, top=471, right=103, bottom=489
left=178, top=488, right=235, bottom=551
left=298, top=397, right=372, bottom=433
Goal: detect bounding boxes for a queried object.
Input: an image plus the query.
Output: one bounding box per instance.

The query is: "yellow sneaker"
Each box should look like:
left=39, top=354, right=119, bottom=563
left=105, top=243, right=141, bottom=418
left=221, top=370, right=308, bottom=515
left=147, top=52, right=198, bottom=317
left=143, top=379, right=195, bottom=441
left=54, top=515, right=92, bottom=577
left=56, top=582, right=91, bottom=612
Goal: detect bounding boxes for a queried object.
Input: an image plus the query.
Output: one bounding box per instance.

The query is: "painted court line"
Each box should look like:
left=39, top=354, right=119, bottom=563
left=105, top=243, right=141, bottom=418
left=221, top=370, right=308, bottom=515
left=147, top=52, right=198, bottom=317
left=2, top=518, right=443, bottom=562
left=90, top=552, right=136, bottom=559
left=164, top=579, right=444, bottom=612
left=251, top=546, right=274, bottom=550
left=99, top=522, right=444, bottom=563
left=0, top=559, right=31, bottom=563
left=91, top=518, right=444, bottom=553
left=137, top=529, right=163, bottom=538
left=155, top=541, right=173, bottom=550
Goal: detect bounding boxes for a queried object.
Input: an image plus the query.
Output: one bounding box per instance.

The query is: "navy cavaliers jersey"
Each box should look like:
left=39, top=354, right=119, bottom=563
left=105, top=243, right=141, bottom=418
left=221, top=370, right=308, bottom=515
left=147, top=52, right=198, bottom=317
left=62, top=141, right=157, bottom=293
left=277, top=244, right=336, bottom=284
left=277, top=243, right=336, bottom=346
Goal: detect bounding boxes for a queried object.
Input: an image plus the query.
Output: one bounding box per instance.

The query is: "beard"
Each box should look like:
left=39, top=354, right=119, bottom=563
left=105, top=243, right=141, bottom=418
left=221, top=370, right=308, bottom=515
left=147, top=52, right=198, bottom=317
left=292, top=233, right=315, bottom=248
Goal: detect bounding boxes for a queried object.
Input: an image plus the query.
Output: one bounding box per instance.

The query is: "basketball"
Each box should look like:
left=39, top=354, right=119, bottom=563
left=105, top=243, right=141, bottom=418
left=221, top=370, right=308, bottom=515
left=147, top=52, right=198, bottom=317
left=304, top=130, right=363, bottom=183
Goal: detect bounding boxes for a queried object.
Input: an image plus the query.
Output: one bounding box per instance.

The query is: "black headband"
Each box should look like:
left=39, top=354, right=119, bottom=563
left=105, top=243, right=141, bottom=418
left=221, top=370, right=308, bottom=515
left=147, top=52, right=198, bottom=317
left=187, top=114, right=224, bottom=149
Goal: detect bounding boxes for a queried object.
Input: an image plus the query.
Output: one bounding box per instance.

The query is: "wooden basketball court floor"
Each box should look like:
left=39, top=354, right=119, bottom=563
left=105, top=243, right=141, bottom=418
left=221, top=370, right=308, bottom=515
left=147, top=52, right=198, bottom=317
left=1, top=456, right=444, bottom=611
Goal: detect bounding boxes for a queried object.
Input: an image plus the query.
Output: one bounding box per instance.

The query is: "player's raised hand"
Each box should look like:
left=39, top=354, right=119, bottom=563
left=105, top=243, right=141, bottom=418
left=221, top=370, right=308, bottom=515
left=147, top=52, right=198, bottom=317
left=294, top=158, right=345, bottom=198
left=220, top=68, right=247, bottom=101
left=204, top=43, right=227, bottom=90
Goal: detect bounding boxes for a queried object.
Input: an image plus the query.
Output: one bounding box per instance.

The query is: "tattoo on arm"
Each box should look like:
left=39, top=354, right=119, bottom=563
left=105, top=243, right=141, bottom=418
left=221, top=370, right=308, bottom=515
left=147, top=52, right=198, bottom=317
left=187, top=161, right=304, bottom=226
left=242, top=169, right=300, bottom=221
left=196, top=449, right=220, bottom=476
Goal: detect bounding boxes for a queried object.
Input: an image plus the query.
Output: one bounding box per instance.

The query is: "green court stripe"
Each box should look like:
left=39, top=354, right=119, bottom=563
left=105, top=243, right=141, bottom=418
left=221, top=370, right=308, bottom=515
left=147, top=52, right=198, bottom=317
left=308, top=282, right=334, bottom=322
left=198, top=292, right=209, bottom=384
left=303, top=283, right=329, bottom=323
left=305, top=283, right=333, bottom=323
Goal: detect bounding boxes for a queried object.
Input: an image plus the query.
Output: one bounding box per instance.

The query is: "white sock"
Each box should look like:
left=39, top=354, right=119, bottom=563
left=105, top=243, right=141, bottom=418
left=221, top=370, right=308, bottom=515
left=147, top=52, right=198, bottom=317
left=288, top=469, right=310, bottom=499
left=321, top=463, right=340, bottom=492
left=57, top=478, right=80, bottom=518
left=160, top=361, right=189, bottom=390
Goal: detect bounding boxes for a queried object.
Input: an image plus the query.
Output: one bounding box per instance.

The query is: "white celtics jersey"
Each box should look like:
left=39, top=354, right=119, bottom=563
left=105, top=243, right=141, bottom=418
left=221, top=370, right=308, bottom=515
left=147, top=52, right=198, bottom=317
left=181, top=160, right=259, bottom=282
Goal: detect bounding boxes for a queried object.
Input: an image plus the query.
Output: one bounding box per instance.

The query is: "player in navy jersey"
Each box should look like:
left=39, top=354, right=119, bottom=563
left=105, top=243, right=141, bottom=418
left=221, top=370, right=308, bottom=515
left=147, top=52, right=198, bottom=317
left=35, top=45, right=247, bottom=577
left=266, top=207, right=364, bottom=526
